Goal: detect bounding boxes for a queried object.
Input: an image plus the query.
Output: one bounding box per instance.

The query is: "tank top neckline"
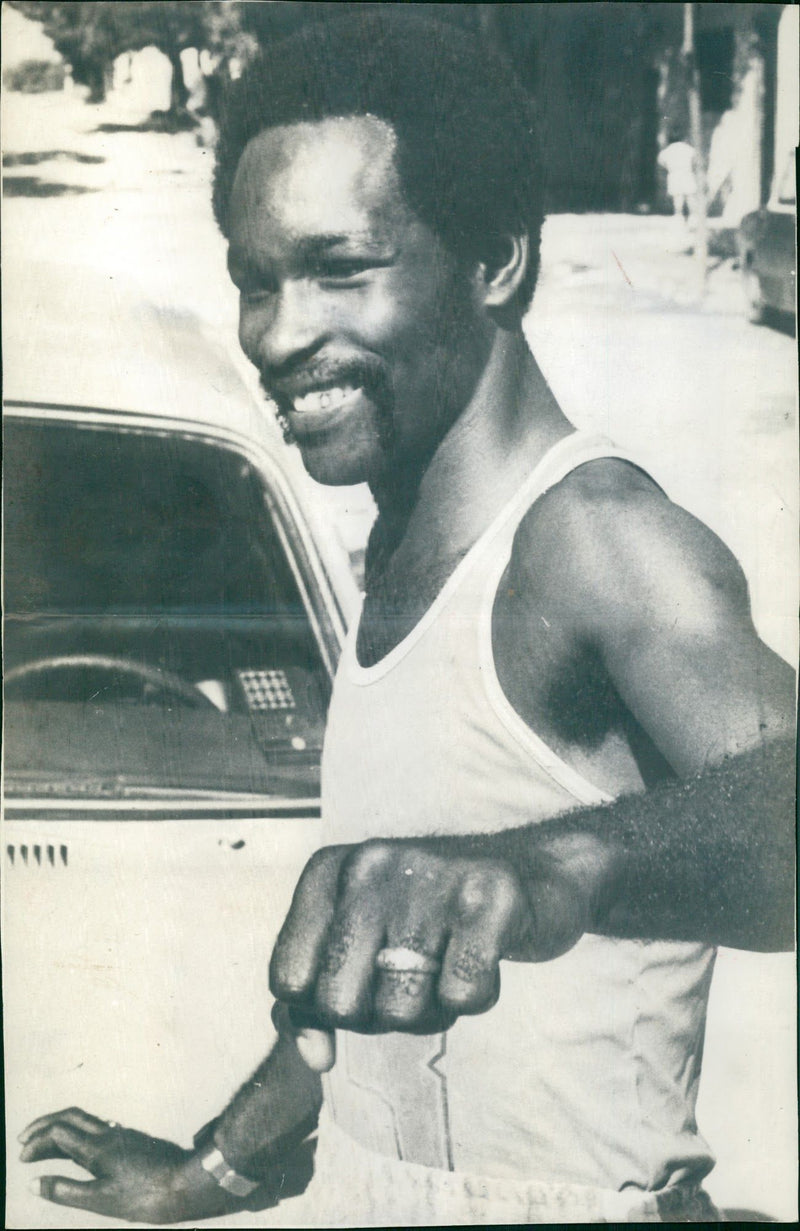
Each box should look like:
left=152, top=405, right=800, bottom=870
left=346, top=430, right=623, bottom=685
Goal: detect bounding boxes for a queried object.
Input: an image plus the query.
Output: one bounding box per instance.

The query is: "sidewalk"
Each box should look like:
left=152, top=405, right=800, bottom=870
left=539, top=211, right=745, bottom=317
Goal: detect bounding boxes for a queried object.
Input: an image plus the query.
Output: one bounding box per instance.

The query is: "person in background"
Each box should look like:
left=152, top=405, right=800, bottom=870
left=658, top=129, right=699, bottom=232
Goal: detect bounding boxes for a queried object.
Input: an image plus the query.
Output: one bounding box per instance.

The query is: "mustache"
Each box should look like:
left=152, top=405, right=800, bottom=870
left=263, top=355, right=389, bottom=405
left=259, top=355, right=396, bottom=450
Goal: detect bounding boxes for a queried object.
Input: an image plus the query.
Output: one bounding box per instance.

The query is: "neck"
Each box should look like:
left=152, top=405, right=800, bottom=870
left=369, top=329, right=573, bottom=557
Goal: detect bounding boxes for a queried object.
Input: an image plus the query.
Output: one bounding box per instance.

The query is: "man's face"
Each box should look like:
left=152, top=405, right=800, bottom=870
left=227, top=116, right=491, bottom=486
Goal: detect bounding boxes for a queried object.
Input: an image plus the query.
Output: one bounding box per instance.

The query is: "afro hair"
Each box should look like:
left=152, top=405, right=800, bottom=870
left=213, top=9, right=544, bottom=311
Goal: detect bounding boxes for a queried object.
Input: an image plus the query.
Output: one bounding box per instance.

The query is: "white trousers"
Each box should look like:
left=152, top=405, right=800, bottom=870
left=298, top=1107, right=721, bottom=1226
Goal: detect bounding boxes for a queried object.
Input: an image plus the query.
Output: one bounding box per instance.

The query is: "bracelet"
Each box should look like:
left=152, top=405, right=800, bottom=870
left=193, top=1122, right=260, bottom=1199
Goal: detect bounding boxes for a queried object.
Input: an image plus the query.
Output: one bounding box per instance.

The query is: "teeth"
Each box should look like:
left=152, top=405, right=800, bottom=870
left=292, top=385, right=358, bottom=414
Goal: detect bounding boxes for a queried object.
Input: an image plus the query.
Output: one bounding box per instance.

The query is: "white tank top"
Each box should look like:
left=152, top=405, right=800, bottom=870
left=320, top=432, right=715, bottom=1191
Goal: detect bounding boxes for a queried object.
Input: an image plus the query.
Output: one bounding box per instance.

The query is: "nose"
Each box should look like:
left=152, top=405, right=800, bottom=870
left=240, top=279, right=328, bottom=375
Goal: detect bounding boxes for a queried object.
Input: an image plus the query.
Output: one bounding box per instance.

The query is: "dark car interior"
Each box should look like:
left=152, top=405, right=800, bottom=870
left=4, top=416, right=331, bottom=804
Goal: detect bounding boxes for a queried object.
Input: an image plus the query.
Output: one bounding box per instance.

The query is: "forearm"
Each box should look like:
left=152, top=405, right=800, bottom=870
left=461, top=738, right=796, bottom=952
left=202, top=1005, right=322, bottom=1182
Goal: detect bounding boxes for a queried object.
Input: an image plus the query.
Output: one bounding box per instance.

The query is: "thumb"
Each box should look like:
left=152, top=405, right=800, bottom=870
left=295, top=1026, right=336, bottom=1073
left=34, top=1175, right=104, bottom=1212
left=287, top=1008, right=336, bottom=1073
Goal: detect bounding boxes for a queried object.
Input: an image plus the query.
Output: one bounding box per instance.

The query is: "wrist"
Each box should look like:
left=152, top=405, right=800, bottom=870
left=192, top=1121, right=261, bottom=1198
left=504, top=829, right=622, bottom=960
left=541, top=830, right=622, bottom=934
left=173, top=1150, right=252, bottom=1219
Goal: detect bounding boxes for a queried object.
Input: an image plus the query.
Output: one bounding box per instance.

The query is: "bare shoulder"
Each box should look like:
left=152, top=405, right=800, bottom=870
left=503, top=457, right=793, bottom=775
left=508, top=457, right=750, bottom=635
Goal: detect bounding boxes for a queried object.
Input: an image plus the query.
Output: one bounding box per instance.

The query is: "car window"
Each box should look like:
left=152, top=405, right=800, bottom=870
left=4, top=417, right=331, bottom=810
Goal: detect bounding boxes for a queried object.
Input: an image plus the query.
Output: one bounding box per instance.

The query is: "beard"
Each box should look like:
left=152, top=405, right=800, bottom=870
left=257, top=380, right=296, bottom=446
left=258, top=355, right=396, bottom=456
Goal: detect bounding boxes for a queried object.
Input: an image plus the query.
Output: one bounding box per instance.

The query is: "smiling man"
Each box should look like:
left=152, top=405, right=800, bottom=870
left=20, top=10, right=795, bottom=1226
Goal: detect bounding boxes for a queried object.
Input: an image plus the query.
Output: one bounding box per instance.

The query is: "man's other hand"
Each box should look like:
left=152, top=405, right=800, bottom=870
left=19, top=1108, right=246, bottom=1224
left=270, top=838, right=596, bottom=1059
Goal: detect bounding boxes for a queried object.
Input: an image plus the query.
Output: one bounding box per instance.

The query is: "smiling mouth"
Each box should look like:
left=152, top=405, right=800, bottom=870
left=291, top=384, right=362, bottom=415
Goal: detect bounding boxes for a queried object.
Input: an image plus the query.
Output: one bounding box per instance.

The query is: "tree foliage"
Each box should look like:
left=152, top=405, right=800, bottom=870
left=9, top=1, right=229, bottom=106
left=9, top=2, right=488, bottom=108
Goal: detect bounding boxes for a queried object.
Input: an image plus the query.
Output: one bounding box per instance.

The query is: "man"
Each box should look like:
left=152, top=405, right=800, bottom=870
left=657, top=130, right=698, bottom=232
left=20, top=12, right=794, bottom=1225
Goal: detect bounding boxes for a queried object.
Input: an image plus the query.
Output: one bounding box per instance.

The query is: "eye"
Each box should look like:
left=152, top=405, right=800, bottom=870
left=315, top=258, right=375, bottom=284
left=236, top=272, right=280, bottom=304
left=228, top=258, right=279, bottom=302
left=239, top=284, right=277, bottom=305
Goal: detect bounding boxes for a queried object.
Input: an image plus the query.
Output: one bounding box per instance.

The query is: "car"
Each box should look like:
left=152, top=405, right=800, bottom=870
left=2, top=262, right=373, bottom=1227
left=738, top=151, right=797, bottom=325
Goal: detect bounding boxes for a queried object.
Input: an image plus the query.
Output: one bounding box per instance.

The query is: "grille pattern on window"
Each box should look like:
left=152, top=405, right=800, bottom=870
left=6, top=843, right=68, bottom=867
left=237, top=668, right=296, bottom=712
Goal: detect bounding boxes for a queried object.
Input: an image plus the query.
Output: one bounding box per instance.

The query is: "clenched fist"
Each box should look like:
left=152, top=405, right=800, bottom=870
left=270, top=834, right=602, bottom=1068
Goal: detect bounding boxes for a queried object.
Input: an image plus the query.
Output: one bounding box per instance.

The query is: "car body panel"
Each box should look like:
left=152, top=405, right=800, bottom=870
left=3, top=817, right=322, bottom=1228
left=738, top=153, right=797, bottom=320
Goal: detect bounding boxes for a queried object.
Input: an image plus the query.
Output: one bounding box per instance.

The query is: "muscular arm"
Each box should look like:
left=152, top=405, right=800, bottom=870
left=270, top=735, right=794, bottom=1043
left=467, top=735, right=795, bottom=952
left=270, top=466, right=795, bottom=1040
left=490, top=460, right=796, bottom=952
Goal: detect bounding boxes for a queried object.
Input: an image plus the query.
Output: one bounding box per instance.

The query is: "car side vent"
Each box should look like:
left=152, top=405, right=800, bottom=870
left=6, top=843, right=68, bottom=868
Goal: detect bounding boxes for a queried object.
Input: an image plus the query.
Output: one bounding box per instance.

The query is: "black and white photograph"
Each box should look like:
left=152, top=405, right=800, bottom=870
left=2, top=2, right=797, bottom=1225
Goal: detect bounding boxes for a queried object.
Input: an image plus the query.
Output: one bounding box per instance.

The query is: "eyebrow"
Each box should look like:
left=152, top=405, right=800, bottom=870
left=227, top=232, right=395, bottom=275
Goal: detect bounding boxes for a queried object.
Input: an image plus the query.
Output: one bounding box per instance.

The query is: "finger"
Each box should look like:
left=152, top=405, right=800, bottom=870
left=312, top=848, right=390, bottom=1026
left=438, top=867, right=521, bottom=1014
left=270, top=847, right=345, bottom=1003
left=373, top=923, right=447, bottom=1029
left=19, top=1107, right=110, bottom=1146
left=34, top=1175, right=105, bottom=1212
left=19, top=1123, right=99, bottom=1171
left=20, top=1139, right=73, bottom=1164
left=287, top=1008, right=337, bottom=1073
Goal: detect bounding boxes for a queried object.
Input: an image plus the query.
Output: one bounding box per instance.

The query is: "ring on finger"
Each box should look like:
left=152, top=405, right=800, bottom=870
left=376, top=946, right=441, bottom=974
left=106, top=1120, right=120, bottom=1130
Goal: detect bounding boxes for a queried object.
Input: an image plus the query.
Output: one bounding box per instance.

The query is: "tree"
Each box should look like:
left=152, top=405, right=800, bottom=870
left=11, top=2, right=119, bottom=103
left=9, top=1, right=222, bottom=110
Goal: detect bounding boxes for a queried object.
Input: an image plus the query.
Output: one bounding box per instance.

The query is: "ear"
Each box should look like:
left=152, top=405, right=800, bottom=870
left=477, top=233, right=529, bottom=309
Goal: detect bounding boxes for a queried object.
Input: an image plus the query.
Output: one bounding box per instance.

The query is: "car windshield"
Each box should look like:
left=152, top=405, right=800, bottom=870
left=4, top=416, right=331, bottom=811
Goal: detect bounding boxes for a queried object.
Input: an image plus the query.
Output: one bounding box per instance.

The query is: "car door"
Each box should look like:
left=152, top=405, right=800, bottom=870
left=3, top=404, right=350, bottom=1227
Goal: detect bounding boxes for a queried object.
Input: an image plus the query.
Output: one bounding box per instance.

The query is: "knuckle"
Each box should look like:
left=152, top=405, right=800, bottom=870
left=313, top=994, right=364, bottom=1031
left=439, top=971, right=497, bottom=1014
left=458, top=865, right=520, bottom=919
left=269, top=967, right=308, bottom=1003
left=268, top=950, right=310, bottom=1001
left=375, top=970, right=432, bottom=1019
left=438, top=983, right=480, bottom=1013
left=304, top=845, right=344, bottom=878
left=456, top=868, right=497, bottom=916
left=376, top=1003, right=423, bottom=1029
left=342, top=839, right=395, bottom=888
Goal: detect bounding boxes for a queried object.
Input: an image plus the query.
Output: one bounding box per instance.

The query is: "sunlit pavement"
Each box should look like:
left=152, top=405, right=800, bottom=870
left=3, top=85, right=797, bottom=1224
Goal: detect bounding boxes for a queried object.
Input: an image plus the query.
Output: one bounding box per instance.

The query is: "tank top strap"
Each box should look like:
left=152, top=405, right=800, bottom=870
left=474, top=431, right=636, bottom=560
left=342, top=432, right=639, bottom=678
